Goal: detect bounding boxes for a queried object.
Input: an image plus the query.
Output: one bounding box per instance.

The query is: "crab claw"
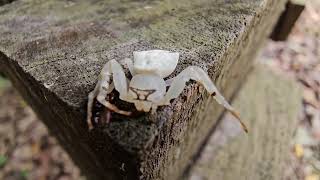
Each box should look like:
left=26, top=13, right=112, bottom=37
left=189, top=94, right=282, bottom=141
left=115, top=109, right=132, bottom=116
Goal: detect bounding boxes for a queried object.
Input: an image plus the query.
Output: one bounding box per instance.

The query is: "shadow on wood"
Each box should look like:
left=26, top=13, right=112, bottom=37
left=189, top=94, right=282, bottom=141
left=270, top=0, right=305, bottom=41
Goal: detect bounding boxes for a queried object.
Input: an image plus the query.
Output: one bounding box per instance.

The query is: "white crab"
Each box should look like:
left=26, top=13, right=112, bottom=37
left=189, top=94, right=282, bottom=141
left=87, top=50, right=247, bottom=132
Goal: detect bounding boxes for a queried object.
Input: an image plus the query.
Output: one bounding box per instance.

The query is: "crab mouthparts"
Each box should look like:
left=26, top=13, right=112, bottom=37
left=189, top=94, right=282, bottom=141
left=135, top=101, right=152, bottom=112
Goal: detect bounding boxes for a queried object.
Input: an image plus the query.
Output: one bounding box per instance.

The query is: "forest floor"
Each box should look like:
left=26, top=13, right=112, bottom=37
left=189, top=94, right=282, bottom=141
left=0, top=1, right=319, bottom=179
left=261, top=1, right=320, bottom=180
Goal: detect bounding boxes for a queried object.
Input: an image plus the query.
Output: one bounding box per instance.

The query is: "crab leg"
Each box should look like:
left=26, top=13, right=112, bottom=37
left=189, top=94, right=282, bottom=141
left=163, top=66, right=248, bottom=133
left=87, top=81, right=115, bottom=127
left=87, top=83, right=101, bottom=130
left=123, top=58, right=136, bottom=76
left=165, top=78, right=174, bottom=87
left=87, top=59, right=131, bottom=130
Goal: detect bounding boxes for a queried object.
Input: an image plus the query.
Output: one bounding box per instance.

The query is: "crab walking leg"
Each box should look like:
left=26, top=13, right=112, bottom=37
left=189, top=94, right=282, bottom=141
left=165, top=78, right=174, bottom=87
left=87, top=81, right=102, bottom=130
left=109, top=60, right=128, bottom=96
left=123, top=58, right=136, bottom=76
left=87, top=60, right=131, bottom=130
left=164, top=66, right=248, bottom=133
left=97, top=59, right=131, bottom=115
left=96, top=91, right=132, bottom=116
left=87, top=78, right=116, bottom=129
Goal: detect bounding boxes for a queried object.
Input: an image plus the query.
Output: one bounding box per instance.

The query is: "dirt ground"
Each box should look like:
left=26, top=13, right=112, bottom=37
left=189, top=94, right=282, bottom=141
left=0, top=1, right=319, bottom=180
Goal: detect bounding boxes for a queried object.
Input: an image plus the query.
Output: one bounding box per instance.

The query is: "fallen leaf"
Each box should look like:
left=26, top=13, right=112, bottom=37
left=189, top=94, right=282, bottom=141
left=298, top=73, right=318, bottom=89
left=303, top=88, right=319, bottom=108
left=295, top=144, right=304, bottom=158
left=20, top=169, right=29, bottom=179
left=31, top=142, right=40, bottom=155
left=0, top=155, right=7, bottom=168
left=305, top=174, right=319, bottom=180
left=295, top=127, right=317, bottom=146
left=311, top=112, right=320, bottom=141
left=0, top=76, right=10, bottom=90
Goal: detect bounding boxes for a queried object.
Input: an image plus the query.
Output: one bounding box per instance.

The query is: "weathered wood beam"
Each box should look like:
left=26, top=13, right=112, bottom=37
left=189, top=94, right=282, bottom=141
left=186, top=64, right=302, bottom=180
left=270, top=0, right=305, bottom=41
left=0, top=0, right=287, bottom=179
left=0, top=0, right=15, bottom=6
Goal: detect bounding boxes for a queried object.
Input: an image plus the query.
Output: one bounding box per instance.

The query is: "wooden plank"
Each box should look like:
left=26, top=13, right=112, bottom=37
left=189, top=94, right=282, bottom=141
left=186, top=64, right=302, bottom=180
left=270, top=0, right=305, bottom=41
left=0, top=0, right=287, bottom=179
left=0, top=0, right=15, bottom=6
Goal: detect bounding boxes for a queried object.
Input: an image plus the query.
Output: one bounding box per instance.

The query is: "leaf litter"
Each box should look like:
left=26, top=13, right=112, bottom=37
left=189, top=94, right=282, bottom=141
left=261, top=1, right=320, bottom=179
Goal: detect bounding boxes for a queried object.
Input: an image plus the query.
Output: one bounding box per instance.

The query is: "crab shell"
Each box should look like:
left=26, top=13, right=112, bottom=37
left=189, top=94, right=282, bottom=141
left=133, top=50, right=179, bottom=78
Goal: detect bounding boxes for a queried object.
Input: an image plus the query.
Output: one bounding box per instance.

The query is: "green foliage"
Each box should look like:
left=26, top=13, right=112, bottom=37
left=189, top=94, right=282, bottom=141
left=0, top=155, right=7, bottom=168
left=20, top=169, right=29, bottom=179
left=0, top=76, right=10, bottom=90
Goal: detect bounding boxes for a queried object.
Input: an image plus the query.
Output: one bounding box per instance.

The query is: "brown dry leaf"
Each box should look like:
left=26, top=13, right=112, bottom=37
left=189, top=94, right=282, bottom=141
left=31, top=142, right=40, bottom=155
left=298, top=73, right=318, bottom=89
left=295, top=144, right=305, bottom=158
left=311, top=112, right=320, bottom=141
left=305, top=174, right=320, bottom=180
left=309, top=72, right=320, bottom=86
left=303, top=88, right=319, bottom=108
left=315, top=64, right=320, bottom=72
